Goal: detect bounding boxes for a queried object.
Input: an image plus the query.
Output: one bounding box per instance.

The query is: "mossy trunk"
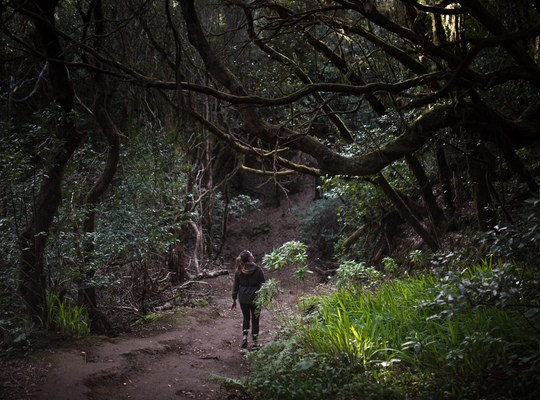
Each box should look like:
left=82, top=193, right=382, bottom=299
left=19, top=0, right=83, bottom=322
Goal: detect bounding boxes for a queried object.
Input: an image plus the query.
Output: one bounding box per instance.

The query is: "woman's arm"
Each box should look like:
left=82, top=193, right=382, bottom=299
left=257, top=267, right=265, bottom=286
left=232, top=272, right=240, bottom=300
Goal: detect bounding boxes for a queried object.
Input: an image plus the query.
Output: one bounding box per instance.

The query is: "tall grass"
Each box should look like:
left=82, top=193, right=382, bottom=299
left=301, top=277, right=437, bottom=364
left=295, top=260, right=540, bottom=398
left=39, top=293, right=90, bottom=336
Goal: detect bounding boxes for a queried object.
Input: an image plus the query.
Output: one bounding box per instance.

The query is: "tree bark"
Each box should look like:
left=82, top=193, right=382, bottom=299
left=77, top=0, right=120, bottom=333
left=189, top=220, right=203, bottom=275
left=18, top=0, right=84, bottom=322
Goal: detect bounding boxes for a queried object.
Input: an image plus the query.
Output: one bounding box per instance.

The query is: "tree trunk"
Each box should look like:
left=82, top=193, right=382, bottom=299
left=216, top=183, right=230, bottom=258
left=19, top=1, right=83, bottom=322
left=168, top=240, right=187, bottom=284
left=372, top=210, right=403, bottom=262
left=436, top=140, right=456, bottom=212
left=405, top=154, right=446, bottom=226
left=77, top=0, right=119, bottom=334
left=498, top=142, right=539, bottom=194
left=189, top=220, right=204, bottom=274
left=374, top=173, right=439, bottom=251
left=468, top=143, right=497, bottom=231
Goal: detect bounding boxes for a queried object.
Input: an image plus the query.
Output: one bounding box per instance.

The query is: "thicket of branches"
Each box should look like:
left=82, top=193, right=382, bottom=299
left=1, top=0, right=539, bottom=334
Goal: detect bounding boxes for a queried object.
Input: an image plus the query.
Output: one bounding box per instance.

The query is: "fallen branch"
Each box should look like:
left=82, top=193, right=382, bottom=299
left=189, top=269, right=229, bottom=280
left=160, top=280, right=211, bottom=305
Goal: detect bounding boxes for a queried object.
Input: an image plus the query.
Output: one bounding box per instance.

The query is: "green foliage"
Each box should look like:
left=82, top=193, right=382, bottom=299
left=262, top=260, right=540, bottom=399
left=254, top=278, right=281, bottom=312
left=139, top=313, right=160, bottom=324
left=62, top=129, right=190, bottom=299
left=425, top=259, right=532, bottom=319
left=223, top=193, right=261, bottom=219
left=0, top=317, right=33, bottom=355
left=191, top=298, right=209, bottom=308
left=381, top=257, right=397, bottom=273
left=409, top=249, right=424, bottom=265
left=255, top=242, right=310, bottom=315
left=297, top=294, right=322, bottom=316
left=263, top=241, right=308, bottom=272
left=0, top=121, right=46, bottom=313
left=212, top=192, right=261, bottom=246
left=0, top=120, right=194, bottom=330
left=428, top=250, right=465, bottom=274
left=294, top=265, right=310, bottom=282
left=334, top=260, right=381, bottom=286
left=104, top=132, right=187, bottom=249
left=207, top=374, right=246, bottom=392
left=246, top=335, right=398, bottom=400
left=320, top=177, right=387, bottom=261
left=479, top=196, right=540, bottom=263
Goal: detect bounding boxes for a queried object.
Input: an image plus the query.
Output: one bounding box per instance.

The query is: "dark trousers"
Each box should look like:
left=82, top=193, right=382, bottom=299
left=240, top=302, right=260, bottom=337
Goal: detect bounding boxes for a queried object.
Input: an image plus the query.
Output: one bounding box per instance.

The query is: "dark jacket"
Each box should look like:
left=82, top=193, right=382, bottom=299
left=232, top=263, right=265, bottom=304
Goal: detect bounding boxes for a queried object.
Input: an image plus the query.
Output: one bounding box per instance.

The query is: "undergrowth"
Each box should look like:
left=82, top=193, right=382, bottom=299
left=243, top=259, right=540, bottom=399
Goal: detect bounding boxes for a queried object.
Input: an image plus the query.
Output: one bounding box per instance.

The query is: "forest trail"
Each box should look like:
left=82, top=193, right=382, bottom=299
left=17, top=189, right=315, bottom=400
left=31, top=274, right=279, bottom=400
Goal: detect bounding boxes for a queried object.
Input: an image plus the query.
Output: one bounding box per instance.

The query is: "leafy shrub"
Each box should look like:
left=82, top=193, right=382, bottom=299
left=212, top=192, right=261, bottom=245
left=334, top=260, right=380, bottom=286
left=381, top=257, right=397, bottom=273
left=0, top=123, right=43, bottom=325
left=263, top=241, right=308, bottom=272
left=428, top=250, right=465, bottom=275
left=246, top=336, right=398, bottom=400
left=254, top=278, right=281, bottom=312
left=425, top=258, right=527, bottom=319
left=0, top=316, right=33, bottom=355
left=320, top=175, right=388, bottom=261
left=256, top=242, right=310, bottom=314
left=409, top=249, right=424, bottom=265
left=479, top=196, right=540, bottom=263
left=228, top=194, right=261, bottom=219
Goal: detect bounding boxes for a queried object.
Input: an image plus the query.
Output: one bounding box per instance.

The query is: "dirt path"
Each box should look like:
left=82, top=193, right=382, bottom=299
left=30, top=274, right=279, bottom=400
left=1, top=190, right=315, bottom=400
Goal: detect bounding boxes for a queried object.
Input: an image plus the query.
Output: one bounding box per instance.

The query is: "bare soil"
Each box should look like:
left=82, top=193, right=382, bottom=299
left=1, top=190, right=316, bottom=400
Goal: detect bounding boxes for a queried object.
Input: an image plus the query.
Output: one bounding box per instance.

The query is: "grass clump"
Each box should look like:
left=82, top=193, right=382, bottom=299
left=39, top=293, right=90, bottom=336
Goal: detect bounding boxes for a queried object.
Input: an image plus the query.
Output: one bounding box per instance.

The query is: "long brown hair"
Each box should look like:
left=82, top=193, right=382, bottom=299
left=235, top=250, right=254, bottom=274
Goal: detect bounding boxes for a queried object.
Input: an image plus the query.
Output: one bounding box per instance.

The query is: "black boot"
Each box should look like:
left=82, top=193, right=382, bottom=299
left=241, top=330, right=249, bottom=348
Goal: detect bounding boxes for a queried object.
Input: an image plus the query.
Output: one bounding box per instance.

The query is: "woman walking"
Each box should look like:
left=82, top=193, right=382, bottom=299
left=231, top=250, right=265, bottom=348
